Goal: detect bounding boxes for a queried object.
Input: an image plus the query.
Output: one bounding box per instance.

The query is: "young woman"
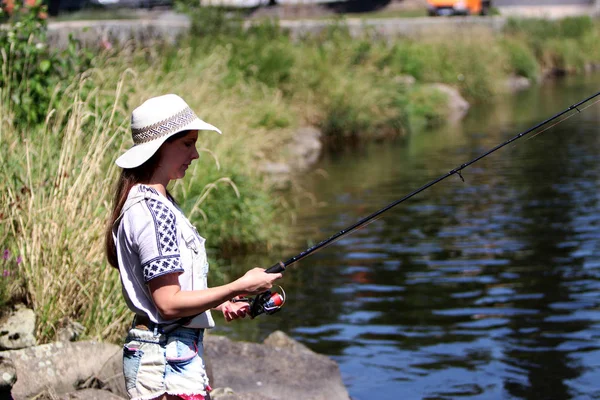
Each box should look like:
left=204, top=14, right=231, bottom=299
left=105, top=94, right=282, bottom=400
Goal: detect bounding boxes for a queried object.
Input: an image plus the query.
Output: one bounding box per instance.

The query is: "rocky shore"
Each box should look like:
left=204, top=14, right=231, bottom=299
left=0, top=304, right=350, bottom=399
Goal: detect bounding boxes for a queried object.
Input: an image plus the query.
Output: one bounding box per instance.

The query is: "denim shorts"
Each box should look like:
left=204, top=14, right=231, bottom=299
left=123, top=325, right=211, bottom=400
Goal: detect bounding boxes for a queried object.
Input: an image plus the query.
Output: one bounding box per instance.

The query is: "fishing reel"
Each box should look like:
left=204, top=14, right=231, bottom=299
left=234, top=286, right=286, bottom=318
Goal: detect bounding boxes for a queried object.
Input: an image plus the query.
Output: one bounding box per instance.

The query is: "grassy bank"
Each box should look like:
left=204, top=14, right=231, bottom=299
left=1, top=4, right=600, bottom=342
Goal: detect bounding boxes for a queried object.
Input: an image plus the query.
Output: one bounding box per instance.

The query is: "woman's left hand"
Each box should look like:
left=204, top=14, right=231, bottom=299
left=218, top=298, right=250, bottom=322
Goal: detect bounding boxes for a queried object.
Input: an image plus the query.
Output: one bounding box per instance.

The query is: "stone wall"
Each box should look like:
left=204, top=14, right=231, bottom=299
left=47, top=15, right=190, bottom=49
left=47, top=14, right=509, bottom=49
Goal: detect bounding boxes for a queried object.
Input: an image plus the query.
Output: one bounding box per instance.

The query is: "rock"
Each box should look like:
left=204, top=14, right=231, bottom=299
left=0, top=355, right=17, bottom=396
left=394, top=74, right=417, bottom=86
left=504, top=75, right=532, bottom=93
left=287, top=126, right=323, bottom=172
left=424, top=83, right=470, bottom=123
left=259, top=161, right=292, bottom=176
left=0, top=304, right=36, bottom=350
left=58, top=388, right=125, bottom=400
left=205, top=332, right=350, bottom=400
left=259, top=162, right=293, bottom=189
left=262, top=330, right=312, bottom=354
left=260, top=126, right=324, bottom=188
left=57, top=318, right=86, bottom=343
left=93, top=344, right=125, bottom=398
left=0, top=341, right=121, bottom=399
left=0, top=332, right=349, bottom=400
left=584, top=63, right=600, bottom=73
left=211, top=387, right=278, bottom=400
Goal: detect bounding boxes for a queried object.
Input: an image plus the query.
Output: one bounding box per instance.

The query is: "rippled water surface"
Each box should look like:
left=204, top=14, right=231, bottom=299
left=218, top=76, right=600, bottom=400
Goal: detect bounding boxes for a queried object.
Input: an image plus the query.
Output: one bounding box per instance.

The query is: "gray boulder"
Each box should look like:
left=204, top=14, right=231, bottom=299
left=205, top=330, right=350, bottom=400
left=58, top=388, right=125, bottom=400
left=211, top=387, right=278, bottom=400
left=504, top=75, right=532, bottom=93
left=0, top=355, right=17, bottom=397
left=56, top=318, right=86, bottom=343
left=423, top=83, right=470, bottom=123
left=0, top=341, right=121, bottom=400
left=286, top=126, right=323, bottom=172
left=260, top=126, right=323, bottom=189
left=0, top=304, right=36, bottom=350
left=0, top=331, right=349, bottom=400
left=95, top=344, right=127, bottom=398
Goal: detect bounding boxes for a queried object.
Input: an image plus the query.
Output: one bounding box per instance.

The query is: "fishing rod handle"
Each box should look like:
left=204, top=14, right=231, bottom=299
left=265, top=261, right=286, bottom=274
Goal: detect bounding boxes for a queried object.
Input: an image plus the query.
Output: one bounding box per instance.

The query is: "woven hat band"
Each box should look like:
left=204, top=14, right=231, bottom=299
left=132, top=107, right=198, bottom=145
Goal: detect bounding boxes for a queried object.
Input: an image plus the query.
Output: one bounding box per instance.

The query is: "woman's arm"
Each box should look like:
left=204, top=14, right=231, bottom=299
left=148, top=267, right=280, bottom=320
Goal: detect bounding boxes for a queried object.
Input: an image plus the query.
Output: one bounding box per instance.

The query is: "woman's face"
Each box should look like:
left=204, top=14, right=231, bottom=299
left=159, top=130, right=200, bottom=181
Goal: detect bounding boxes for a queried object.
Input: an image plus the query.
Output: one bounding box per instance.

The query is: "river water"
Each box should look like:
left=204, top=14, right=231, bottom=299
left=216, top=75, right=600, bottom=400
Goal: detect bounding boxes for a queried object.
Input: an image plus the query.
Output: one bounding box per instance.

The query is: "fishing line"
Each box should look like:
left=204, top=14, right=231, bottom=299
left=524, top=96, right=600, bottom=143
left=265, top=89, right=600, bottom=274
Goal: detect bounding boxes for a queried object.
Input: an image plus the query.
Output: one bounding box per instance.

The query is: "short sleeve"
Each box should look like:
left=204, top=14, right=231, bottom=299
left=134, top=197, right=184, bottom=282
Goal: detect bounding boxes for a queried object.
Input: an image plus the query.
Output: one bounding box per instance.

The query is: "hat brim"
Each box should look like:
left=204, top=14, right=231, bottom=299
left=116, top=118, right=221, bottom=169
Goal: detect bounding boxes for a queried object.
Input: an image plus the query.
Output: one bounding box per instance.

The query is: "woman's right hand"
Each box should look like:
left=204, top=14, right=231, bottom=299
left=234, top=267, right=282, bottom=295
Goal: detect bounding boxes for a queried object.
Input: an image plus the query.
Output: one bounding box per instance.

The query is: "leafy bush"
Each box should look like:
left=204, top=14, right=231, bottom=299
left=559, top=16, right=594, bottom=38
left=543, top=38, right=588, bottom=73
left=404, top=85, right=448, bottom=132
left=503, top=16, right=597, bottom=62
left=175, top=0, right=246, bottom=38
left=502, top=38, right=539, bottom=80
left=174, top=163, right=285, bottom=259
left=0, top=0, right=93, bottom=126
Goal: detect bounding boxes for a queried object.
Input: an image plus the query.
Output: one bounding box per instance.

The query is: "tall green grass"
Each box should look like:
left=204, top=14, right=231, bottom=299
left=503, top=16, right=600, bottom=74
left=1, top=70, right=131, bottom=341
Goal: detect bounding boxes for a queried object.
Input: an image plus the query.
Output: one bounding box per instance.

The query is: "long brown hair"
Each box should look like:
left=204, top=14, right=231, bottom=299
left=104, top=130, right=189, bottom=269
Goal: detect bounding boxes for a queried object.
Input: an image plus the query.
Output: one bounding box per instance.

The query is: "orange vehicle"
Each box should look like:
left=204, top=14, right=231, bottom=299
left=426, top=0, right=491, bottom=16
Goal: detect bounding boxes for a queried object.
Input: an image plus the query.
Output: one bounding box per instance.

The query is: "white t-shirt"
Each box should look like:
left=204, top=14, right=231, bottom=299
left=113, top=184, right=215, bottom=328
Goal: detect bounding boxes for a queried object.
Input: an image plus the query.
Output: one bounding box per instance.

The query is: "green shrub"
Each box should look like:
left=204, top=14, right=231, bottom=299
left=386, top=41, right=429, bottom=81
left=502, top=38, right=539, bottom=80
left=559, top=16, right=594, bottom=38
left=503, top=16, right=597, bottom=62
left=504, top=17, right=560, bottom=38
left=320, top=93, right=371, bottom=145
left=544, top=38, right=588, bottom=73
left=0, top=0, right=93, bottom=127
left=175, top=0, right=245, bottom=38
left=175, top=163, right=286, bottom=259
left=404, top=85, right=448, bottom=132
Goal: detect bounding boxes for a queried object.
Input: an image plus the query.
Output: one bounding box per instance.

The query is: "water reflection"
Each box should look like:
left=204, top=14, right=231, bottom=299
left=500, top=109, right=600, bottom=400
left=215, top=76, right=600, bottom=400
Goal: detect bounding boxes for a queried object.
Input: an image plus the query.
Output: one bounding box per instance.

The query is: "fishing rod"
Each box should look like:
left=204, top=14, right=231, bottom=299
left=242, top=89, right=600, bottom=318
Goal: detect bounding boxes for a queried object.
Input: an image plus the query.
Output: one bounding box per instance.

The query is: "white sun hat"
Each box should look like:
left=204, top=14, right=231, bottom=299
left=115, top=94, right=222, bottom=169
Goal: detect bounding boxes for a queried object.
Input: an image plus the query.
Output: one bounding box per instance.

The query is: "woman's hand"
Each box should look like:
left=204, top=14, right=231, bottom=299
left=217, top=297, right=250, bottom=322
left=234, top=267, right=282, bottom=296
